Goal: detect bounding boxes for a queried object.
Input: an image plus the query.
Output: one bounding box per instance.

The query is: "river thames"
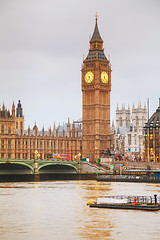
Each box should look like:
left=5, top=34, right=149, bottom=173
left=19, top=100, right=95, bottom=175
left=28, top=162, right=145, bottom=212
left=0, top=180, right=160, bottom=240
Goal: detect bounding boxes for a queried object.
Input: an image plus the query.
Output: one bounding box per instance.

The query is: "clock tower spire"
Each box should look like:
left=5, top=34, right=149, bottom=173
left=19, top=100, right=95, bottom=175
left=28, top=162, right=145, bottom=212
left=81, top=17, right=111, bottom=162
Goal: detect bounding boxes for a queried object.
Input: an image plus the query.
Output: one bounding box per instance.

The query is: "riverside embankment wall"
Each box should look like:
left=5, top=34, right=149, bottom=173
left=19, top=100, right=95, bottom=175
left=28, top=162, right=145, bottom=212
left=102, top=161, right=160, bottom=171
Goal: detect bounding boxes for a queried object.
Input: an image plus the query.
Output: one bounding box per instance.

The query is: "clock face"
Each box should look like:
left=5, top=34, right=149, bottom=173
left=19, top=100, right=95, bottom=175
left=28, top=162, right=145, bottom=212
left=101, top=71, right=108, bottom=83
left=85, top=71, right=94, bottom=83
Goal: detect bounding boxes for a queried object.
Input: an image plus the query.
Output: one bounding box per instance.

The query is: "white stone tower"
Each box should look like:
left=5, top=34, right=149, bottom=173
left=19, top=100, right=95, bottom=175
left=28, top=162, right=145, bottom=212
left=116, top=104, right=131, bottom=128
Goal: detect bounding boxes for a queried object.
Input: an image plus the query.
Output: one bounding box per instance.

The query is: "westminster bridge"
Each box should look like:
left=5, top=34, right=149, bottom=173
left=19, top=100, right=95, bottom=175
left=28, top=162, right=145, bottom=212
left=0, top=158, right=106, bottom=175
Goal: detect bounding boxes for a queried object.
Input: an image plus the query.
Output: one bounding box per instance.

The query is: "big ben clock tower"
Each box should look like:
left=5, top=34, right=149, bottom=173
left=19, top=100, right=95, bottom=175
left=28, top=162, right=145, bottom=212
left=81, top=17, right=111, bottom=162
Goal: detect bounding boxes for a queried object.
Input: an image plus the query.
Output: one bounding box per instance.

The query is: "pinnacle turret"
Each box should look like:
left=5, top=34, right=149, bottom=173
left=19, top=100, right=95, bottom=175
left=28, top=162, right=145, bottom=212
left=12, top=101, right=15, bottom=117
left=84, top=16, right=108, bottom=63
left=2, top=103, right=5, bottom=111
left=90, top=16, right=103, bottom=43
left=67, top=117, right=70, bottom=132
left=16, top=100, right=23, bottom=117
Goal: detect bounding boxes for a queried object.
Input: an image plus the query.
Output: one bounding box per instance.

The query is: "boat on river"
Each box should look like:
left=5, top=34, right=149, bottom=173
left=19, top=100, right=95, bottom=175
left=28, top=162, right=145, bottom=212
left=87, top=195, right=160, bottom=211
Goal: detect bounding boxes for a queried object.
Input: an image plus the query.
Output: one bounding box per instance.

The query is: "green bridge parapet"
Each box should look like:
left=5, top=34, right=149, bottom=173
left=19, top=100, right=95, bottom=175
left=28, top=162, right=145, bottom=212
left=0, top=158, right=79, bottom=174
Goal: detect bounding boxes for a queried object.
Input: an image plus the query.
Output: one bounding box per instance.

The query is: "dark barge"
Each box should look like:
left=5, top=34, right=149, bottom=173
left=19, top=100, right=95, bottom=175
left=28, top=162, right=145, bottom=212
left=87, top=195, right=160, bottom=211
left=97, top=172, right=160, bottom=183
left=89, top=203, right=159, bottom=211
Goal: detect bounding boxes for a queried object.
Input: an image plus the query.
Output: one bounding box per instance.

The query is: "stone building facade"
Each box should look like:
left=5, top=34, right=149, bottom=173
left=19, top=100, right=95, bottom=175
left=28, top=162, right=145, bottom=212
left=0, top=101, right=82, bottom=160
left=111, top=103, right=147, bottom=159
left=144, top=100, right=160, bottom=162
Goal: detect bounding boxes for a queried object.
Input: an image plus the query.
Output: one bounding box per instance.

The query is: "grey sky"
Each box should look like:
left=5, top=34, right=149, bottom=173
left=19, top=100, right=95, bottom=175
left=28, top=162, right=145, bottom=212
left=0, top=0, right=160, bottom=129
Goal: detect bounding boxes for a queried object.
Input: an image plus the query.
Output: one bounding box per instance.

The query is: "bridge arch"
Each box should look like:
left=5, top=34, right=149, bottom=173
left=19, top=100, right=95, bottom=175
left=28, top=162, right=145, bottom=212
left=0, top=162, right=33, bottom=174
left=38, top=163, right=78, bottom=174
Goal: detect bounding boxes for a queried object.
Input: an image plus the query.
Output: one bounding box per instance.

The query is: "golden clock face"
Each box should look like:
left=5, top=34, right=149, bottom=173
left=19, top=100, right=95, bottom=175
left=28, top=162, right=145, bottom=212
left=85, top=71, right=94, bottom=83
left=101, top=71, right=108, bottom=83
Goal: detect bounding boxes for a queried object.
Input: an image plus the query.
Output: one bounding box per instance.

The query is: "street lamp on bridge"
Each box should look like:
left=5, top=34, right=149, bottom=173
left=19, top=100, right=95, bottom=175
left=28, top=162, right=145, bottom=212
left=35, top=150, right=40, bottom=160
left=34, top=150, right=40, bottom=174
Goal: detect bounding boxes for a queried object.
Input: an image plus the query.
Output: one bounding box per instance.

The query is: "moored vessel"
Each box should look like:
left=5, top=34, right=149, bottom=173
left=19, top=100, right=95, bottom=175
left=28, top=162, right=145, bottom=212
left=87, top=195, right=160, bottom=211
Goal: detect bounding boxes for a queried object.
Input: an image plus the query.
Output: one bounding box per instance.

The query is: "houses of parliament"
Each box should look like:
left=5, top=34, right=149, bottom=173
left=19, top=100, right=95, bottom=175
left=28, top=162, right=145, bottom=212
left=0, top=18, right=111, bottom=162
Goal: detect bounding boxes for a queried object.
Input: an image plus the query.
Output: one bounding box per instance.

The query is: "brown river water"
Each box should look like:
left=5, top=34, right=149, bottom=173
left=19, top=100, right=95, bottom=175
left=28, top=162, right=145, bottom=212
left=0, top=180, right=160, bottom=240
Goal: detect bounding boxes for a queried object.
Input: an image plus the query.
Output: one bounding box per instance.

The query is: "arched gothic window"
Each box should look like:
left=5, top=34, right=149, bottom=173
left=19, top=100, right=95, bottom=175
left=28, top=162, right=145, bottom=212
left=1, top=125, right=4, bottom=134
left=119, top=117, right=122, bottom=127
left=8, top=126, right=11, bottom=135
left=136, top=116, right=139, bottom=127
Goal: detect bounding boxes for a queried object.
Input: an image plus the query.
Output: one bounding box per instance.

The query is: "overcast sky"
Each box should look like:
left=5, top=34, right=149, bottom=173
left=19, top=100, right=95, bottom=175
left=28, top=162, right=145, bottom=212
left=0, top=0, right=160, bottom=129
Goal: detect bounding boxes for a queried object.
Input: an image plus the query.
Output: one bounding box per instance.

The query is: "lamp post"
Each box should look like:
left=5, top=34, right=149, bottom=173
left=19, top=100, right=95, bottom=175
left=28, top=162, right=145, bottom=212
left=34, top=150, right=39, bottom=174
left=78, top=153, right=81, bottom=173
left=78, top=153, right=81, bottom=161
